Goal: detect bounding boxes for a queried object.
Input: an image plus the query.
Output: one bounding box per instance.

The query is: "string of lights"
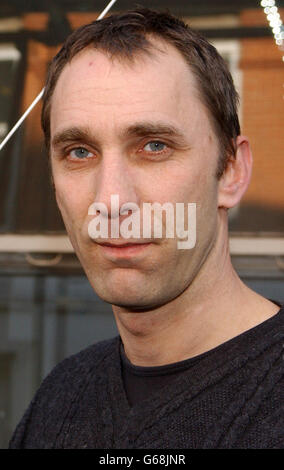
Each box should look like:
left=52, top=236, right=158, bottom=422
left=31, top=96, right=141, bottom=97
left=260, top=0, right=284, bottom=59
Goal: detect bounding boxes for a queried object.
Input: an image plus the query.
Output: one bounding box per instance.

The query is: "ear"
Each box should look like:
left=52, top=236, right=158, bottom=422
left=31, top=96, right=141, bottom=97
left=218, top=136, right=253, bottom=209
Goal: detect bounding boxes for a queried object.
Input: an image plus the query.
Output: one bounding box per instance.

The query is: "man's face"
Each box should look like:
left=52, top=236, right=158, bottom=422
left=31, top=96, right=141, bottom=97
left=50, top=40, right=221, bottom=309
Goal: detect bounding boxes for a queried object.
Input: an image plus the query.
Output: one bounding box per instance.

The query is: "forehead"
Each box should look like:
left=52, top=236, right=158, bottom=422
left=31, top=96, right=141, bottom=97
left=50, top=38, right=212, bottom=140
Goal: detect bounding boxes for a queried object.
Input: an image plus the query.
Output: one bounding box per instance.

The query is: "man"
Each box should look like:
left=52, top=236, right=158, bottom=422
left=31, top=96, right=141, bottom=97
left=10, top=8, right=283, bottom=449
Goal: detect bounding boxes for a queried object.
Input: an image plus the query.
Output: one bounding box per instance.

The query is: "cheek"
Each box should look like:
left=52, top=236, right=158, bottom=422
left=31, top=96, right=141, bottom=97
left=172, top=158, right=219, bottom=239
left=139, top=162, right=195, bottom=204
left=53, top=173, right=92, bottom=229
left=162, top=162, right=215, bottom=206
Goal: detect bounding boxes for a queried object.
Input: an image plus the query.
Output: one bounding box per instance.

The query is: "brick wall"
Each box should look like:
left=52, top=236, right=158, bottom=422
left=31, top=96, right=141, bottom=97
left=240, top=9, right=284, bottom=211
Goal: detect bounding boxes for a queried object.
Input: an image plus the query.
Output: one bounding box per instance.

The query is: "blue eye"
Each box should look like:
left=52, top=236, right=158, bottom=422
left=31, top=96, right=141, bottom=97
left=144, top=141, right=166, bottom=152
left=70, top=148, right=94, bottom=159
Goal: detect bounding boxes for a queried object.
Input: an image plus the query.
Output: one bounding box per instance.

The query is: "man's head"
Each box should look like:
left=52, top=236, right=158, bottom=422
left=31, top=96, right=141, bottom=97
left=44, top=9, right=252, bottom=311
left=42, top=8, right=240, bottom=178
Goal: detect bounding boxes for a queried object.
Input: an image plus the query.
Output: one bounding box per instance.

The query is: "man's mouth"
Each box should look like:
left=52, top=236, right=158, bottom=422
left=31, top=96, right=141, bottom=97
left=95, top=240, right=154, bottom=258
left=98, top=240, right=151, bottom=247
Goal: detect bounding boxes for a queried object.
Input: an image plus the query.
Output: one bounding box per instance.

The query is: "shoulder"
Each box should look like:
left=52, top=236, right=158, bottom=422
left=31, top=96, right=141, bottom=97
left=230, top=305, right=284, bottom=448
left=9, top=336, right=120, bottom=448
left=47, top=335, right=119, bottom=380
left=37, top=335, right=119, bottom=394
left=234, top=302, right=284, bottom=358
left=235, top=304, right=284, bottom=387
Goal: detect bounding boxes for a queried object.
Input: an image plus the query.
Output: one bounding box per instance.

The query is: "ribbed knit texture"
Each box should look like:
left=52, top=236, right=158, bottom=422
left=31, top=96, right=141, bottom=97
left=9, top=307, right=284, bottom=449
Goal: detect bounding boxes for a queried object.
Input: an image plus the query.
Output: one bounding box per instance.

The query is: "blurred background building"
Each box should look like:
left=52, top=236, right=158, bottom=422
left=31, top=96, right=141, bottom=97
left=0, top=0, right=283, bottom=448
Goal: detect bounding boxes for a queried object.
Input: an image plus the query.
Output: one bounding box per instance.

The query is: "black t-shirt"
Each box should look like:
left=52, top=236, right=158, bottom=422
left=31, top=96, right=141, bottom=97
left=120, top=344, right=208, bottom=406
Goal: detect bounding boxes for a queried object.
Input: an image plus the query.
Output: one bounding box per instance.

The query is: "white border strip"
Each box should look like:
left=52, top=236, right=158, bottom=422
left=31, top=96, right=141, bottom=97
left=0, top=235, right=284, bottom=255
left=229, top=237, right=284, bottom=255
left=0, top=235, right=73, bottom=253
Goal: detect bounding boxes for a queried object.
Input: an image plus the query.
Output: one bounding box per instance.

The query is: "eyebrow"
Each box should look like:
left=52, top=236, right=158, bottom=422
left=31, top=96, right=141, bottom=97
left=51, top=121, right=188, bottom=150
left=52, top=127, right=97, bottom=149
left=124, top=122, right=187, bottom=142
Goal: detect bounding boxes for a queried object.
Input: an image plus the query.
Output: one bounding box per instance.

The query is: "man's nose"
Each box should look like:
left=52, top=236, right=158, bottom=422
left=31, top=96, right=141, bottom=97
left=91, top=152, right=139, bottom=218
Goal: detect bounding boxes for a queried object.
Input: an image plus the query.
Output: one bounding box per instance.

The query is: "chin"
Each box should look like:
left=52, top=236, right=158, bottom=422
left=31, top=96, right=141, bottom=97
left=86, top=273, right=153, bottom=309
left=90, top=277, right=181, bottom=312
left=92, top=284, right=156, bottom=310
left=83, top=258, right=188, bottom=311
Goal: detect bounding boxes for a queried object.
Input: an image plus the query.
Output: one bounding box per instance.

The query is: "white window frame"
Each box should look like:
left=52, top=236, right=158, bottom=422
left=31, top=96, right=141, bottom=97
left=0, top=43, right=21, bottom=142
left=211, top=39, right=243, bottom=125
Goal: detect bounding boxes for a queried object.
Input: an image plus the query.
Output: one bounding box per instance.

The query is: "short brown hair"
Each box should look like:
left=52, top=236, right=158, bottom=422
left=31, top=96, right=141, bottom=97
left=41, top=8, right=240, bottom=178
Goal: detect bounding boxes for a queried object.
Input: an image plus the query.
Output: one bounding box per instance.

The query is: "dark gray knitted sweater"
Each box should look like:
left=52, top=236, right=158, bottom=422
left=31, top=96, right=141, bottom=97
left=9, top=306, right=284, bottom=449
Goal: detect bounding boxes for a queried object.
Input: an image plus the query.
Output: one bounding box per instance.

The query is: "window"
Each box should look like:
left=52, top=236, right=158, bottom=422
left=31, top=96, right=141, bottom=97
left=0, top=44, right=21, bottom=145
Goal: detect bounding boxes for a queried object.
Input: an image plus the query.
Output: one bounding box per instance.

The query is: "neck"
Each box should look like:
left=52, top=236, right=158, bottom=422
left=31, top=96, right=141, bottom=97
left=112, top=216, right=279, bottom=367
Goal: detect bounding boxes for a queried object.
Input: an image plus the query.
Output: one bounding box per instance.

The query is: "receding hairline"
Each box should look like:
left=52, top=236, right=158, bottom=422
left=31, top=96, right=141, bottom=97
left=48, top=34, right=212, bottom=141
left=49, top=33, right=198, bottom=101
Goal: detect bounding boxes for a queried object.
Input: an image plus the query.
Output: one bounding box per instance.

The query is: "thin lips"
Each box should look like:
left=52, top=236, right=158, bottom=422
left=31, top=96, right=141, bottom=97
left=97, top=241, right=152, bottom=247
